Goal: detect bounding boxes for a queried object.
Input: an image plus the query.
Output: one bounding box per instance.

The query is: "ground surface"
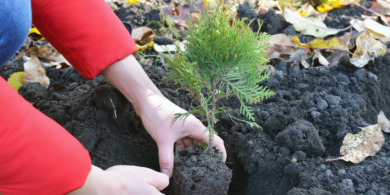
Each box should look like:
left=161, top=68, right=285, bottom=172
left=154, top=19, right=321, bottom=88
left=2, top=1, right=390, bottom=194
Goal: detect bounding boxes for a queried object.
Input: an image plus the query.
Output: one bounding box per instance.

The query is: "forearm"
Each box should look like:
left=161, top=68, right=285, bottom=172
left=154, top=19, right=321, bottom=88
left=67, top=165, right=117, bottom=195
left=101, top=54, right=163, bottom=114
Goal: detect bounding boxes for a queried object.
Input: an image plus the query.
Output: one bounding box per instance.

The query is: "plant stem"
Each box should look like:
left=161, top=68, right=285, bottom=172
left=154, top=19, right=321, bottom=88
left=205, top=80, right=217, bottom=155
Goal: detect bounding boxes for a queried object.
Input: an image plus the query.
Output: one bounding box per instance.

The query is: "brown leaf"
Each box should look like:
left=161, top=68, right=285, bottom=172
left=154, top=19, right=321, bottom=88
left=378, top=110, right=390, bottom=133
left=263, top=34, right=295, bottom=59
left=25, top=42, right=60, bottom=63
left=326, top=50, right=349, bottom=66
left=132, top=27, right=155, bottom=46
left=327, top=124, right=384, bottom=163
left=23, top=55, right=50, bottom=89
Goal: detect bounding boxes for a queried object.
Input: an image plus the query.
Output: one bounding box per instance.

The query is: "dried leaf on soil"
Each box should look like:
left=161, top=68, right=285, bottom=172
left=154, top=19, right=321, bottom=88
left=376, top=0, right=390, bottom=15
left=326, top=50, right=349, bottom=66
left=290, top=35, right=350, bottom=50
left=7, top=72, right=24, bottom=91
left=132, top=27, right=155, bottom=46
left=312, top=50, right=329, bottom=66
left=297, top=2, right=319, bottom=17
left=153, top=41, right=186, bottom=53
left=23, top=55, right=50, bottom=89
left=350, top=31, right=387, bottom=67
left=283, top=8, right=350, bottom=38
left=350, top=19, right=366, bottom=32
left=327, top=124, right=384, bottom=163
left=285, top=49, right=310, bottom=67
left=264, top=34, right=294, bottom=58
left=369, top=2, right=390, bottom=26
left=25, top=42, right=60, bottom=62
left=364, top=19, right=390, bottom=39
left=378, top=110, right=390, bottom=133
left=317, top=0, right=359, bottom=12
left=257, top=0, right=281, bottom=14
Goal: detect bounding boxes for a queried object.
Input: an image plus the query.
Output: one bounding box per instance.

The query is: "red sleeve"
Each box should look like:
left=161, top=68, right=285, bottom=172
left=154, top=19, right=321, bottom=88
left=0, top=77, right=91, bottom=195
left=31, top=0, right=137, bottom=80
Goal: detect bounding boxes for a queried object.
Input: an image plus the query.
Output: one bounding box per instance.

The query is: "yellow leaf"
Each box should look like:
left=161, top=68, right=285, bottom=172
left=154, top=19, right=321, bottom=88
left=128, top=0, right=143, bottom=5
left=317, top=2, right=341, bottom=12
left=290, top=35, right=349, bottom=50
left=28, top=28, right=41, bottom=36
left=353, top=31, right=387, bottom=57
left=327, top=124, right=384, bottom=163
left=317, top=0, right=358, bottom=12
left=283, top=9, right=350, bottom=38
left=136, top=41, right=155, bottom=52
left=7, top=72, right=24, bottom=91
left=298, top=2, right=319, bottom=17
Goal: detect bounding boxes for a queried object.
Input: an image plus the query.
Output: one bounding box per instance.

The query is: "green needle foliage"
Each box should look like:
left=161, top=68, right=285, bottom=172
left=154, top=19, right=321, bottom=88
left=164, top=5, right=274, bottom=154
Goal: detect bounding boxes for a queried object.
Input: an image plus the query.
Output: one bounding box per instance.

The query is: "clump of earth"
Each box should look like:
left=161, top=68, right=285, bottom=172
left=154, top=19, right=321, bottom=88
left=2, top=0, right=390, bottom=194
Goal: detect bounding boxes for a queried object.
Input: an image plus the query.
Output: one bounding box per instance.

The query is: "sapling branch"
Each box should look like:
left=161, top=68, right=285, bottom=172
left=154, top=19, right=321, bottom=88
left=163, top=4, right=273, bottom=158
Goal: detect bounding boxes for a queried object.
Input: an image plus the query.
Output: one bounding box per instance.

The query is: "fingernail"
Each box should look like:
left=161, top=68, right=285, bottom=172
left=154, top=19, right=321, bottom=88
left=162, top=169, right=170, bottom=177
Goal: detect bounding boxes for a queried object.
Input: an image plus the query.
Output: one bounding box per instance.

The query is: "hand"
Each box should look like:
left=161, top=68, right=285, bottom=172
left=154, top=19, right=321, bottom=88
left=68, top=165, right=169, bottom=195
left=101, top=55, right=227, bottom=178
left=137, top=91, right=227, bottom=178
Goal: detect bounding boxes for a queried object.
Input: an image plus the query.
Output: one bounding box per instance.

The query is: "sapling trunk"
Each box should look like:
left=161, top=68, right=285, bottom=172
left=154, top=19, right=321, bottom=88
left=204, top=82, right=217, bottom=155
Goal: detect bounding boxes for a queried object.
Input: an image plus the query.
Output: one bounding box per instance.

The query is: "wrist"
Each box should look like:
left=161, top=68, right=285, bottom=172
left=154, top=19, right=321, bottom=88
left=101, top=55, right=163, bottom=114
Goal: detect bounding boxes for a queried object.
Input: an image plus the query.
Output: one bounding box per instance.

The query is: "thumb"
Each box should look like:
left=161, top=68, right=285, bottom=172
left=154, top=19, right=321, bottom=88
left=158, top=141, right=175, bottom=178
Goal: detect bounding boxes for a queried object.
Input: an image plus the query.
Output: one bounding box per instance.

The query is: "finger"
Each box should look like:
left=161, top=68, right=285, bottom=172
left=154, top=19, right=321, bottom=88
left=145, top=169, right=169, bottom=191
left=176, top=140, right=186, bottom=151
left=212, top=135, right=227, bottom=162
left=183, top=117, right=227, bottom=161
left=158, top=140, right=175, bottom=178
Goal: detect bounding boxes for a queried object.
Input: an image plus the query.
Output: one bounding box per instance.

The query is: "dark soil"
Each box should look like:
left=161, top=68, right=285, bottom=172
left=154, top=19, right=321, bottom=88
left=3, top=1, right=390, bottom=194
left=171, top=146, right=232, bottom=194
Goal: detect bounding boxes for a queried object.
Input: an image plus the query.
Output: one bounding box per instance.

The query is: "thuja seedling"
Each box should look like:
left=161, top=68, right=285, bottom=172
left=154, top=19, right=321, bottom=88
left=164, top=5, right=274, bottom=155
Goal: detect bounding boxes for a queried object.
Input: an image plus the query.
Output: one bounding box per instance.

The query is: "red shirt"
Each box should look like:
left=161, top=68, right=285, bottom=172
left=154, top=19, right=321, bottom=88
left=0, top=0, right=137, bottom=194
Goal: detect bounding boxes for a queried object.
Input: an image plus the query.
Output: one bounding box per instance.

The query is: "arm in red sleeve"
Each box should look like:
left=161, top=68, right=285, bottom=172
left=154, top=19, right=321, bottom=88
left=0, top=77, right=91, bottom=195
left=31, top=0, right=137, bottom=80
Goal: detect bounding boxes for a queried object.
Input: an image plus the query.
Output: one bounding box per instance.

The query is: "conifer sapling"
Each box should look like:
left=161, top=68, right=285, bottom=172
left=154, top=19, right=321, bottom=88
left=164, top=6, right=274, bottom=155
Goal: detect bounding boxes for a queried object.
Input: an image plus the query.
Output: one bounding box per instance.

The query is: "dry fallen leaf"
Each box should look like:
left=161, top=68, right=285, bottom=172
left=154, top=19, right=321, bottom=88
left=317, top=0, right=359, bottom=12
left=23, top=55, right=50, bottom=89
left=326, top=50, right=349, bottom=66
left=298, top=2, right=319, bottom=17
left=257, top=0, right=281, bottom=14
left=7, top=72, right=25, bottom=91
left=284, top=8, right=350, bottom=38
left=263, top=34, right=295, bottom=58
left=378, top=110, right=390, bottom=133
left=290, top=35, right=350, bottom=50
left=369, top=1, right=390, bottom=26
left=376, top=0, right=390, bottom=15
left=350, top=19, right=366, bottom=32
left=285, top=49, right=310, bottom=67
left=312, top=50, right=329, bottom=66
left=139, top=58, right=154, bottom=67
left=25, top=42, right=60, bottom=63
left=364, top=19, right=390, bottom=38
left=132, top=27, right=155, bottom=46
left=350, top=31, right=387, bottom=67
left=327, top=124, right=384, bottom=163
left=153, top=41, right=186, bottom=53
